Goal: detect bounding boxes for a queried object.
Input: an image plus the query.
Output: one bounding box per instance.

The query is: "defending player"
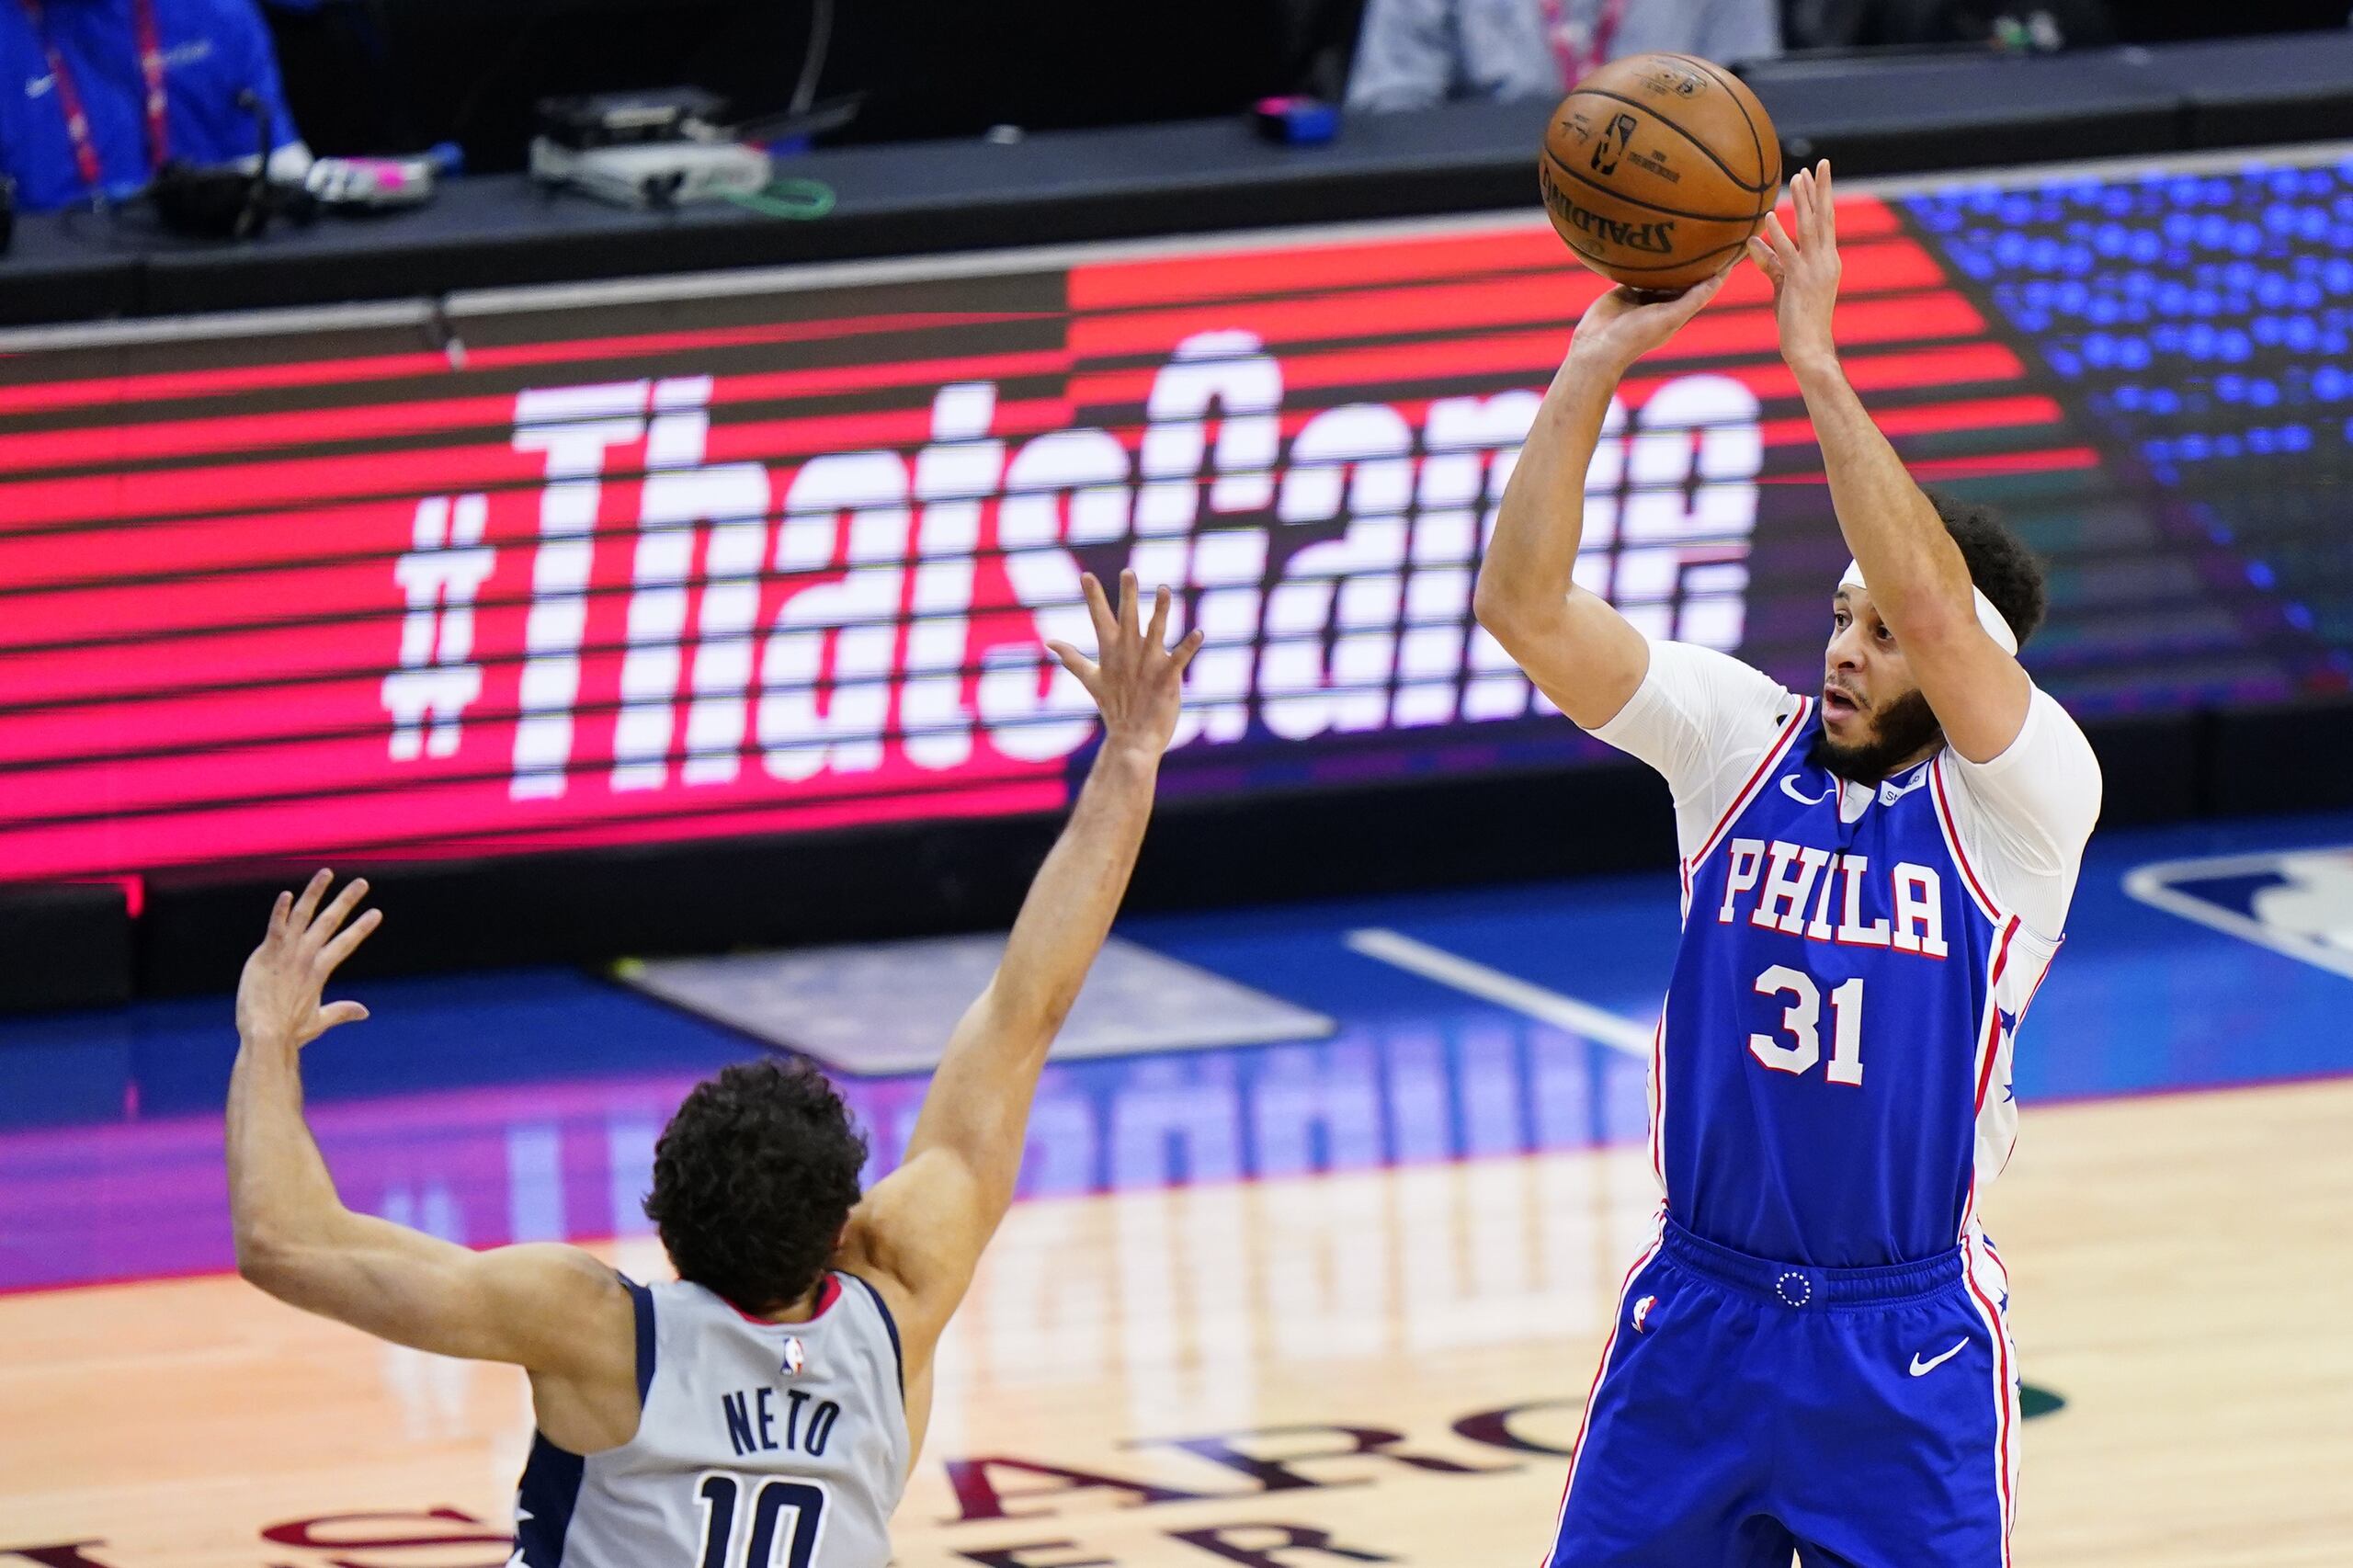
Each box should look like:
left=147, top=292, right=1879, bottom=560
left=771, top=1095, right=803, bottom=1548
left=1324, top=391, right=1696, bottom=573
left=226, top=571, right=1201, bottom=1568
left=1476, top=163, right=2101, bottom=1563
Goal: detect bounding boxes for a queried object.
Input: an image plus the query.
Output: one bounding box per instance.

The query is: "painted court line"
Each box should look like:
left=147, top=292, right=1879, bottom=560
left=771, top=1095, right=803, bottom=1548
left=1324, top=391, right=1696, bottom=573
left=1344, top=927, right=1655, bottom=1059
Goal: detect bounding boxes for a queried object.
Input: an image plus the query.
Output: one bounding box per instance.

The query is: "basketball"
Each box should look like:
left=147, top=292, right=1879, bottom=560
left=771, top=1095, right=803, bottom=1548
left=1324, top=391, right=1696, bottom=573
left=1539, top=52, right=1781, bottom=293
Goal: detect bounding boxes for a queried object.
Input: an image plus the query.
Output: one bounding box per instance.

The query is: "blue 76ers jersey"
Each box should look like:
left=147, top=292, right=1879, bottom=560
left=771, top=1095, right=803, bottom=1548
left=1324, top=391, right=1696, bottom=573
left=1657, top=699, right=2056, bottom=1267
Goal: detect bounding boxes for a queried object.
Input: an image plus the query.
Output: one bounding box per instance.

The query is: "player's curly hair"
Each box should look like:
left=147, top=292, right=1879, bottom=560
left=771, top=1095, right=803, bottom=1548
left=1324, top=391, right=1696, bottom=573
left=643, top=1059, right=870, bottom=1314
left=1925, top=489, right=2048, bottom=650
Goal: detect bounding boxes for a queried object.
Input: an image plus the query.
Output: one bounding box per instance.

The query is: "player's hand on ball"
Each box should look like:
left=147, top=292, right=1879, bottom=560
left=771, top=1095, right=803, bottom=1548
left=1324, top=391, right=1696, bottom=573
left=1566, top=265, right=1734, bottom=379
left=1047, top=570, right=1205, bottom=757
left=1750, top=160, right=1842, bottom=371
left=235, top=869, right=381, bottom=1051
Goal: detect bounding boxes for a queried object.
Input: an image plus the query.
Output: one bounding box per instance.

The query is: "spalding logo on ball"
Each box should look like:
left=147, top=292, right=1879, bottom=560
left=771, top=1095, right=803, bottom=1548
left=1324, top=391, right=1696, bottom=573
left=1539, top=52, right=1782, bottom=294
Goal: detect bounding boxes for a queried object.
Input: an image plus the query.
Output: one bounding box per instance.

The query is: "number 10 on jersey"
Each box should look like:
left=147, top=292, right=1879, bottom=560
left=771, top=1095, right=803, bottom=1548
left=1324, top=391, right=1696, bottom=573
left=1749, top=966, right=1865, bottom=1085
left=697, top=1473, right=828, bottom=1568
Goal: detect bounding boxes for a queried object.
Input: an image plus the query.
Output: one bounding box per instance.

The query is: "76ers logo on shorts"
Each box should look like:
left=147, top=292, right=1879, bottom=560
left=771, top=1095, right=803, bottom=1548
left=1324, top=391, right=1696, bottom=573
left=1591, top=113, right=1637, bottom=176
left=1631, top=1295, right=1657, bottom=1334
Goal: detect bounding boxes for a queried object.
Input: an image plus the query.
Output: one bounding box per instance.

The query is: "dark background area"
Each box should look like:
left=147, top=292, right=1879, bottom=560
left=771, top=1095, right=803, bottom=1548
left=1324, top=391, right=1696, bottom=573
left=2111, top=0, right=2351, bottom=41
left=257, top=0, right=2353, bottom=174
left=265, top=0, right=1347, bottom=171
left=16, top=26, right=2353, bottom=329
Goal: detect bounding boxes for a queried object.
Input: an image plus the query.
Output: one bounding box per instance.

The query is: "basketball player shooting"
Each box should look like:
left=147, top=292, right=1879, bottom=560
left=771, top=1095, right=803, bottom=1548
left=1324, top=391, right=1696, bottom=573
left=1477, top=163, right=2103, bottom=1564
left=225, top=571, right=1201, bottom=1568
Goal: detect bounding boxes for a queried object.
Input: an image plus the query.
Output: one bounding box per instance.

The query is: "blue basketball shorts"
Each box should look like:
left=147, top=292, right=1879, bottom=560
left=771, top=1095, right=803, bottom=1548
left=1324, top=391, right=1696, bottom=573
left=1545, top=1213, right=2022, bottom=1567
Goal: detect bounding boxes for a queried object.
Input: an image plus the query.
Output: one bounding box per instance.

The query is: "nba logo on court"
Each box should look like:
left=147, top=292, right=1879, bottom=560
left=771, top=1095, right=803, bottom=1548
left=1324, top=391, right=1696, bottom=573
left=780, top=1336, right=807, bottom=1379
left=2125, top=847, right=2353, bottom=982
left=1631, top=1296, right=1657, bottom=1334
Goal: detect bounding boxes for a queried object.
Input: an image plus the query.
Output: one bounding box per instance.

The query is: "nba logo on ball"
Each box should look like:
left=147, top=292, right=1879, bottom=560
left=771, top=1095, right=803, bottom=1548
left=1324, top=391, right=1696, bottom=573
left=1538, top=52, right=1780, bottom=292
left=780, top=1336, right=807, bottom=1378
left=1591, top=113, right=1635, bottom=176
left=1631, top=1295, right=1657, bottom=1334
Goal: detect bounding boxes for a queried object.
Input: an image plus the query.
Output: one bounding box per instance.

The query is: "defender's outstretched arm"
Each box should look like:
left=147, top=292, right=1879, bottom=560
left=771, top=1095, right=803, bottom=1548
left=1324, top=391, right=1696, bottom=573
left=840, top=573, right=1199, bottom=1356
left=227, top=873, right=632, bottom=1395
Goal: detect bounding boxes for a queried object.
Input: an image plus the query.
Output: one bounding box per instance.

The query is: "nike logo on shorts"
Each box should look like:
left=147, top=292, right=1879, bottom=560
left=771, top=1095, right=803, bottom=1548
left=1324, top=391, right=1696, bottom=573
left=1908, top=1339, right=1967, bottom=1377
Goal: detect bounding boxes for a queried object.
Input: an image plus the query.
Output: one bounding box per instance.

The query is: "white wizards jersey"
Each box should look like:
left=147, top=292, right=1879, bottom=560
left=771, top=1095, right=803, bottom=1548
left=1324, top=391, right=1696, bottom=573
left=514, top=1272, right=909, bottom=1568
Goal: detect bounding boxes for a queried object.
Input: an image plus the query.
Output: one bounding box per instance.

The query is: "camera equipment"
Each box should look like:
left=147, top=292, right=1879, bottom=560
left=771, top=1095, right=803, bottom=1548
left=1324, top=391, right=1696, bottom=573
left=528, top=89, right=859, bottom=211
left=536, top=87, right=733, bottom=151
left=529, top=136, right=768, bottom=210
left=304, top=143, right=462, bottom=211
left=150, top=88, right=278, bottom=241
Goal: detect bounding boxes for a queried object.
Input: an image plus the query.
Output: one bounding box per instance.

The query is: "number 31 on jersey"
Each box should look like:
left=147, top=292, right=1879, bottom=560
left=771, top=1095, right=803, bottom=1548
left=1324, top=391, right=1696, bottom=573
left=1749, top=965, right=1865, bottom=1085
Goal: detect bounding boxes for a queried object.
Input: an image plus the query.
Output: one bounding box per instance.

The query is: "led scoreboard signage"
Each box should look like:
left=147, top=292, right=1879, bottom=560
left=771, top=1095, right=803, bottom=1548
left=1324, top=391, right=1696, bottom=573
left=2, top=154, right=2347, bottom=883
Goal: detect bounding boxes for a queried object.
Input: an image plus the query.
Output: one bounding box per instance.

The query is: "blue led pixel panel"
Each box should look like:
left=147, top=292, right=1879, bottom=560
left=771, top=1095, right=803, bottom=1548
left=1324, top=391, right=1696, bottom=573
left=1904, top=154, right=2353, bottom=707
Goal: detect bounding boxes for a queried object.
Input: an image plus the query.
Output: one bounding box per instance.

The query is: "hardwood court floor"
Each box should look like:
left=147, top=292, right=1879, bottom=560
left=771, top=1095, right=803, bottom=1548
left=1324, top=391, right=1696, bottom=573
left=5, top=1074, right=2348, bottom=1568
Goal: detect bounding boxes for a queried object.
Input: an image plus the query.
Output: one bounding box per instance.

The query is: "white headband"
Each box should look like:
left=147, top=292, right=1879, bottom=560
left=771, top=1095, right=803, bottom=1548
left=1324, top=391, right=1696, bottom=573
left=1839, top=561, right=2018, bottom=655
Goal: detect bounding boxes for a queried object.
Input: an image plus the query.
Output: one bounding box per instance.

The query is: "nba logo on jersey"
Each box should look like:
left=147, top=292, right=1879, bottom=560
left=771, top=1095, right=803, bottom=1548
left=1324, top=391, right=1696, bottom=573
left=1631, top=1295, right=1656, bottom=1334
left=780, top=1336, right=807, bottom=1378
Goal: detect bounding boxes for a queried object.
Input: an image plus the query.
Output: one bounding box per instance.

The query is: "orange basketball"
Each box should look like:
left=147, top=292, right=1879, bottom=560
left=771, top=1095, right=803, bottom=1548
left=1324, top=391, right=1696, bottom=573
left=1539, top=52, right=1781, bottom=293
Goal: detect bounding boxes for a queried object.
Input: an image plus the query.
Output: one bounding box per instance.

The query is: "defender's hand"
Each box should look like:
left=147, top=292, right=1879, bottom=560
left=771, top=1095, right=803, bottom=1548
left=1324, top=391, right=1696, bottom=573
left=1749, top=160, right=1842, bottom=372
left=1046, top=570, right=1204, bottom=756
left=235, top=869, right=381, bottom=1051
left=1565, top=265, right=1734, bottom=381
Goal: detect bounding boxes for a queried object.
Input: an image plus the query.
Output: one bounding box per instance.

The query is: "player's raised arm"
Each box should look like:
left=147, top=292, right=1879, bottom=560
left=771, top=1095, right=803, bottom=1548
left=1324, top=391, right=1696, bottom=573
left=838, top=572, right=1199, bottom=1354
left=1475, top=267, right=1732, bottom=729
left=1752, top=160, right=2032, bottom=762
left=226, top=874, right=635, bottom=1426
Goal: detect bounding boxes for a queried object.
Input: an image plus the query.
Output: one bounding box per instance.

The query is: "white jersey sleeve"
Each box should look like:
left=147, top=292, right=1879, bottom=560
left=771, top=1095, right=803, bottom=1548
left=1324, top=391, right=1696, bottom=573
left=1588, top=637, right=1803, bottom=862
left=1935, top=685, right=2103, bottom=940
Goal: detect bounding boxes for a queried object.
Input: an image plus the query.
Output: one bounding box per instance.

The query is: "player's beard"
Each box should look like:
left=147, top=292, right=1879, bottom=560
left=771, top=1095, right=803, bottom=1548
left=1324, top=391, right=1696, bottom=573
left=1807, top=687, right=1943, bottom=784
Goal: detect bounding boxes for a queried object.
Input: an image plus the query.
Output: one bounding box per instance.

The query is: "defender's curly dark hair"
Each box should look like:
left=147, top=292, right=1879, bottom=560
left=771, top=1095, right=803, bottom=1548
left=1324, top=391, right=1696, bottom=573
left=643, top=1059, right=870, bottom=1314
left=1924, top=489, right=2048, bottom=650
